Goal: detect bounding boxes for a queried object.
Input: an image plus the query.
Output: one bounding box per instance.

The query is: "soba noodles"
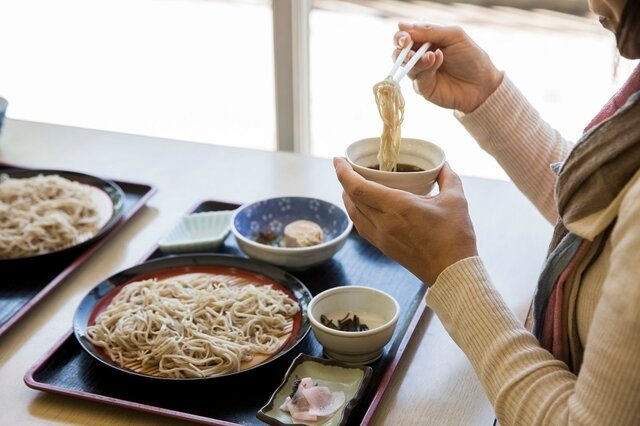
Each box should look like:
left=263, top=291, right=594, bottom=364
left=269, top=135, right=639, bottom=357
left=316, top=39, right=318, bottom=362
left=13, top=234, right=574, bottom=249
left=86, top=274, right=300, bottom=378
left=373, top=77, right=405, bottom=172
left=0, top=174, right=105, bottom=259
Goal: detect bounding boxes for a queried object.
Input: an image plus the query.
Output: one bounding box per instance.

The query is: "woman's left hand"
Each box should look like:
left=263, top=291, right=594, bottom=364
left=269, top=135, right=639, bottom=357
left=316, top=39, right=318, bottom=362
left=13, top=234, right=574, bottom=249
left=334, top=157, right=478, bottom=286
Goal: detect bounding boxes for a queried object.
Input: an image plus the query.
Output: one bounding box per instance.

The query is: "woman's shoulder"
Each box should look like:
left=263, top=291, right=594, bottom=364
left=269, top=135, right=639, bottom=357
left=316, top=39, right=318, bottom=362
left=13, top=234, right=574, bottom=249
left=619, top=169, right=640, bottom=217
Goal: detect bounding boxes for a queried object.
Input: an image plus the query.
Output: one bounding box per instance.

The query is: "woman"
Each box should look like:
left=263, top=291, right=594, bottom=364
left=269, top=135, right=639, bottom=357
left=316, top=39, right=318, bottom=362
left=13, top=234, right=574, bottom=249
left=334, top=1, right=640, bottom=424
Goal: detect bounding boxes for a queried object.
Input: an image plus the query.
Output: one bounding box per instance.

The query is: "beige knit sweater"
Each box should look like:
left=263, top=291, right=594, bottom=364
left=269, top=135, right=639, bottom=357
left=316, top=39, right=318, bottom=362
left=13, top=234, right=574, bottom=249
left=428, top=76, right=640, bottom=425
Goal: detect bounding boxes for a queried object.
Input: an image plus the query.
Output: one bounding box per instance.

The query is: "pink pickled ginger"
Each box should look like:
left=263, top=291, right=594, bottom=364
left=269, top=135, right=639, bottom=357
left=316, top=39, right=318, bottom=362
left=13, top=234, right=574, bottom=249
left=280, top=377, right=346, bottom=422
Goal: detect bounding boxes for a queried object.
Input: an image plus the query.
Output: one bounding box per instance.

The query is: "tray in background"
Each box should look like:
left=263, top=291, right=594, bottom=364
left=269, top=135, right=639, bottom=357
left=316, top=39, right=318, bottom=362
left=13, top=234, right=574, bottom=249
left=25, top=200, right=427, bottom=425
left=0, top=162, right=156, bottom=337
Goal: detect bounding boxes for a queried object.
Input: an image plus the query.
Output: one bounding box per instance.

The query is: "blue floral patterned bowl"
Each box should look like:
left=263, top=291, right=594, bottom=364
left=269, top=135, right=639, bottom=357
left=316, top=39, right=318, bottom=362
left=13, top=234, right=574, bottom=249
left=231, top=197, right=352, bottom=269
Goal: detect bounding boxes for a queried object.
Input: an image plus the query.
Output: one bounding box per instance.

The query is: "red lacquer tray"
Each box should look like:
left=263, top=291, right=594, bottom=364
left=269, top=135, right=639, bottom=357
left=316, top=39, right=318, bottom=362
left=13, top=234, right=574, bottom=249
left=25, top=200, right=427, bottom=425
left=0, top=162, right=156, bottom=338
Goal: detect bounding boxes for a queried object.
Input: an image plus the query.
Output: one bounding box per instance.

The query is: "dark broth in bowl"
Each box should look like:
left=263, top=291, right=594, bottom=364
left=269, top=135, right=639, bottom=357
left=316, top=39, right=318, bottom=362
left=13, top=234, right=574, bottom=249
left=369, top=163, right=424, bottom=172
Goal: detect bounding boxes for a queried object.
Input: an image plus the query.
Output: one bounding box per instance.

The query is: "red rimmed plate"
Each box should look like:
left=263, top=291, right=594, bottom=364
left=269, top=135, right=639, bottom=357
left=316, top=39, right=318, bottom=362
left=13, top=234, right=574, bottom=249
left=73, top=254, right=312, bottom=381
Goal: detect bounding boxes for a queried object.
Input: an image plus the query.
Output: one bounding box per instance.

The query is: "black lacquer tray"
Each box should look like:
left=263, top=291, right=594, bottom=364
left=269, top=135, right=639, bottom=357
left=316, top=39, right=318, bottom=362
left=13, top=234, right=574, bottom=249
left=25, top=200, right=428, bottom=425
left=0, top=162, right=156, bottom=337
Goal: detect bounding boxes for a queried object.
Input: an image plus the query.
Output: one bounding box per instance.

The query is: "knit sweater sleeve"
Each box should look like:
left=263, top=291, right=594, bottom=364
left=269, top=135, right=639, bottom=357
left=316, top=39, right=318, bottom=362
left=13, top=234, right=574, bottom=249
left=455, top=76, right=573, bottom=224
left=427, top=179, right=640, bottom=425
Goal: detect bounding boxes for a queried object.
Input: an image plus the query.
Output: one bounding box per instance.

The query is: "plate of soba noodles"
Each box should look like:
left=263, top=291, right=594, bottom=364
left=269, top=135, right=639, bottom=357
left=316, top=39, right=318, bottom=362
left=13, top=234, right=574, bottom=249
left=74, top=254, right=312, bottom=381
left=0, top=168, right=125, bottom=261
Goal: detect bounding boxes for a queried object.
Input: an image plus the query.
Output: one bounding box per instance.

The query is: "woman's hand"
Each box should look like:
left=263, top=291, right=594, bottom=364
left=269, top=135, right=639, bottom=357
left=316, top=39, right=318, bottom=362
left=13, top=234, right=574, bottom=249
left=334, top=157, right=478, bottom=286
left=394, top=22, right=503, bottom=114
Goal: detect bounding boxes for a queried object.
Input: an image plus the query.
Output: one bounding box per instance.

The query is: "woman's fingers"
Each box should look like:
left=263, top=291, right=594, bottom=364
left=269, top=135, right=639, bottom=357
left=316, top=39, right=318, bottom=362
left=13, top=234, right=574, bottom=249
left=341, top=192, right=379, bottom=244
left=391, top=46, right=437, bottom=73
left=333, top=157, right=397, bottom=210
left=434, top=49, right=444, bottom=67
left=333, top=158, right=385, bottom=207
left=410, top=49, right=444, bottom=95
left=342, top=185, right=385, bottom=219
left=406, top=50, right=440, bottom=79
left=390, top=49, right=438, bottom=89
left=398, top=22, right=466, bottom=47
left=394, top=31, right=411, bottom=49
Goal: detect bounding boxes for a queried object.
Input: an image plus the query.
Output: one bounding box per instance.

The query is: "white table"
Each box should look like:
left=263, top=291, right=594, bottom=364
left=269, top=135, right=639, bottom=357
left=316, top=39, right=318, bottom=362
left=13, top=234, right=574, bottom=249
left=0, top=119, right=552, bottom=425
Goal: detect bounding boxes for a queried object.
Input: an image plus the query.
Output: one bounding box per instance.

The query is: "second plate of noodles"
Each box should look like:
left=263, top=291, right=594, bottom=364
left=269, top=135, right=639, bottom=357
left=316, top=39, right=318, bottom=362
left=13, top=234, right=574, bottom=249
left=0, top=167, right=125, bottom=261
left=74, top=254, right=312, bottom=381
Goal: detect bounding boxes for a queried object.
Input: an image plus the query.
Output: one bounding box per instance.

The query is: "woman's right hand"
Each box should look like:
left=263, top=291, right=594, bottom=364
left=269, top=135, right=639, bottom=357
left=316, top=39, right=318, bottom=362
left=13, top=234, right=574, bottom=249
left=394, top=22, right=503, bottom=114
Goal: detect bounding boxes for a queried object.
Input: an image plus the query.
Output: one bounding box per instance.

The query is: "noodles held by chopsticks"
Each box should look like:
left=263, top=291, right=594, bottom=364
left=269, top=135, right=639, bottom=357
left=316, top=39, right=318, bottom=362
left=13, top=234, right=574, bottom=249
left=86, top=274, right=300, bottom=378
left=0, top=174, right=103, bottom=259
left=373, top=77, right=405, bottom=172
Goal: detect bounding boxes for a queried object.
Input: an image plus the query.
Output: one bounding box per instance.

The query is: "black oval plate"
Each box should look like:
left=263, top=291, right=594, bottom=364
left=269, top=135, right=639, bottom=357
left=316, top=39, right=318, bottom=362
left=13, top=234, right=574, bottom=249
left=74, top=254, right=313, bottom=382
left=0, top=168, right=125, bottom=261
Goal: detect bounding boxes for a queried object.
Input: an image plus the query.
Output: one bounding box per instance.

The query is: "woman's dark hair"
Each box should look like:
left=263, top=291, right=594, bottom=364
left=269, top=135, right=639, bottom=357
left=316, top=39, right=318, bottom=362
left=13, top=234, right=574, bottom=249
left=617, top=0, right=640, bottom=55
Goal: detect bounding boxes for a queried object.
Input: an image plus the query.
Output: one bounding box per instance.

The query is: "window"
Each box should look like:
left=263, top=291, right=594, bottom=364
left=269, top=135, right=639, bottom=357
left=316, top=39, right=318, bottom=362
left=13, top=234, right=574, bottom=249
left=0, top=0, right=276, bottom=151
left=2, top=0, right=637, bottom=179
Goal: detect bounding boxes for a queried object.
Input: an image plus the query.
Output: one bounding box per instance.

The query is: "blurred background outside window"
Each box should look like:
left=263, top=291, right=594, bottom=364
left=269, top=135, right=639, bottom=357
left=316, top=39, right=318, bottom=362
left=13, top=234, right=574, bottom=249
left=0, top=0, right=636, bottom=180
